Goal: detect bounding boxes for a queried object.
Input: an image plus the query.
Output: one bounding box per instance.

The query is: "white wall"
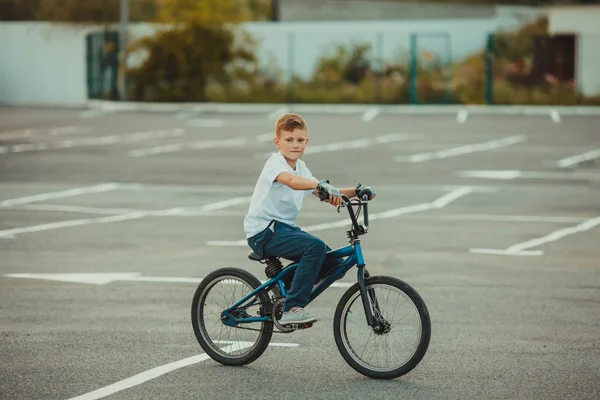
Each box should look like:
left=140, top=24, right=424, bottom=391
left=548, top=6, right=600, bottom=96
left=0, top=22, right=103, bottom=106
left=0, top=17, right=521, bottom=106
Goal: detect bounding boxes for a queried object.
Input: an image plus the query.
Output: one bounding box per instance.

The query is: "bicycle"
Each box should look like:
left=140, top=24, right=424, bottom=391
left=191, top=193, right=431, bottom=379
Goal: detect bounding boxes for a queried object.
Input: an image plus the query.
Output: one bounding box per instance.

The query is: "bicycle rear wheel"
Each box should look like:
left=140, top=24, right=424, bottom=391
left=191, top=267, right=273, bottom=366
left=333, top=275, right=431, bottom=379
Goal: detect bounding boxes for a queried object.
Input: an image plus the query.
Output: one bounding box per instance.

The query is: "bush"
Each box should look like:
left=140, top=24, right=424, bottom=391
left=127, top=24, right=258, bottom=102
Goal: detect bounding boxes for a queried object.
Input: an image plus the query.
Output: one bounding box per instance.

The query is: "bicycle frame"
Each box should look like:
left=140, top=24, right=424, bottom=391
left=220, top=195, right=378, bottom=328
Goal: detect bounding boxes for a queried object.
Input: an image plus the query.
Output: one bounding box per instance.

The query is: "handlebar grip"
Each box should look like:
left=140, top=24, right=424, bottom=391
left=362, top=194, right=369, bottom=227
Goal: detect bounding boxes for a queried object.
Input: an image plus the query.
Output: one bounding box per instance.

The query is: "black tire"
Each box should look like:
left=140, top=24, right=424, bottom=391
left=191, top=267, right=274, bottom=366
left=333, top=275, right=431, bottom=379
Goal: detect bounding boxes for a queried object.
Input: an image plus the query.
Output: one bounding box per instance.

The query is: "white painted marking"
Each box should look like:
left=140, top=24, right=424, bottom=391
left=0, top=196, right=253, bottom=237
left=259, top=133, right=407, bottom=157
left=431, top=186, right=473, bottom=208
left=469, top=249, right=543, bottom=256
left=207, top=187, right=472, bottom=246
left=0, top=211, right=151, bottom=238
left=0, top=126, right=83, bottom=140
left=80, top=110, right=106, bottom=119
left=175, top=110, right=200, bottom=120
left=268, top=107, right=290, bottom=120
left=456, top=109, right=468, bottom=124
left=201, top=196, right=252, bottom=211
left=67, top=344, right=246, bottom=400
left=361, top=108, right=380, bottom=122
left=190, top=137, right=247, bottom=150
left=187, top=119, right=225, bottom=128
left=557, top=149, right=600, bottom=168
left=457, top=169, right=599, bottom=181
left=0, top=183, right=119, bottom=207
left=16, top=204, right=142, bottom=215
left=213, top=340, right=300, bottom=348
left=469, top=216, right=600, bottom=256
left=507, top=216, right=600, bottom=252
left=395, top=135, right=526, bottom=163
left=0, top=129, right=33, bottom=140
left=441, top=214, right=588, bottom=224
left=129, top=137, right=248, bottom=157
left=3, top=272, right=354, bottom=288
left=0, top=218, right=93, bottom=238
left=66, top=340, right=299, bottom=400
left=457, top=170, right=522, bottom=180
left=0, top=129, right=185, bottom=155
left=257, top=133, right=274, bottom=142
left=50, top=126, right=82, bottom=136
left=128, top=143, right=184, bottom=157
left=549, top=109, right=561, bottom=123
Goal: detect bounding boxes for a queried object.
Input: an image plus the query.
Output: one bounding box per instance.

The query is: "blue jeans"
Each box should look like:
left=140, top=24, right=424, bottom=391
left=247, top=220, right=343, bottom=312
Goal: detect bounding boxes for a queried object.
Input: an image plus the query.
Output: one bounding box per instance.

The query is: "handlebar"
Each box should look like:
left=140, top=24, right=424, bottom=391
left=340, top=194, right=369, bottom=235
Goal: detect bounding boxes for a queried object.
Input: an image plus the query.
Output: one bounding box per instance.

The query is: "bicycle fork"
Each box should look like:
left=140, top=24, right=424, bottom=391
left=357, top=266, right=386, bottom=331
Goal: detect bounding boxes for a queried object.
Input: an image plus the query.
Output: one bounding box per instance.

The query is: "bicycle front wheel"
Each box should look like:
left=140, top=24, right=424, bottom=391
left=333, top=275, right=431, bottom=379
left=191, top=267, right=273, bottom=366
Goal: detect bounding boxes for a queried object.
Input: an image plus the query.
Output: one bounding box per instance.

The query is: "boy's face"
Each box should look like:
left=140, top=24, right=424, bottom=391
left=274, top=128, right=309, bottom=162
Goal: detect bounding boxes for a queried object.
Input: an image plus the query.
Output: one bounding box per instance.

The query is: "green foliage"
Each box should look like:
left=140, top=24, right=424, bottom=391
left=312, top=43, right=372, bottom=85
left=492, top=16, right=548, bottom=63
left=35, top=0, right=156, bottom=23
left=127, top=24, right=258, bottom=102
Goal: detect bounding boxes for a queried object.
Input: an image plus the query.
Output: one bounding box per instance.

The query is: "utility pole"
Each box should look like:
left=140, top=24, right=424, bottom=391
left=119, top=0, right=130, bottom=101
left=272, top=0, right=279, bottom=22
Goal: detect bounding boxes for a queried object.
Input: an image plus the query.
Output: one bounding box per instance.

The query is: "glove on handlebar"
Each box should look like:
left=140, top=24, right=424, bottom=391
left=316, top=180, right=341, bottom=201
left=355, top=183, right=376, bottom=200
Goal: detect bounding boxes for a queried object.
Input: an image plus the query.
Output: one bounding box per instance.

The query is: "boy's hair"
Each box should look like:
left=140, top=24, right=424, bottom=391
left=275, top=113, right=307, bottom=138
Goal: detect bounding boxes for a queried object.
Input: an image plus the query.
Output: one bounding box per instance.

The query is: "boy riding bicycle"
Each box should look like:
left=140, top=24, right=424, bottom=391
left=244, top=113, right=375, bottom=326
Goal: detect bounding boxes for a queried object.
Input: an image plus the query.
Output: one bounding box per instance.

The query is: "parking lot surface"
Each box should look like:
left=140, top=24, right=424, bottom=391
left=1, top=106, right=599, bottom=400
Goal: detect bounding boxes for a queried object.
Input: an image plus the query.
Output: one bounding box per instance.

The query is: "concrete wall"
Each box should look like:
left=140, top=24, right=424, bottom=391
left=548, top=6, right=600, bottom=96
left=0, top=18, right=521, bottom=106
left=0, top=23, right=101, bottom=106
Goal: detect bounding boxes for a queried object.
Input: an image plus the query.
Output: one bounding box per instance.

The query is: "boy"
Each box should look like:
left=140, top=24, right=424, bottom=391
left=244, top=113, right=375, bottom=326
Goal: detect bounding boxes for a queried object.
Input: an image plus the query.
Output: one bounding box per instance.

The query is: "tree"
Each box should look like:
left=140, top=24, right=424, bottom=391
left=35, top=0, right=156, bottom=23
left=125, top=0, right=262, bottom=102
left=127, top=24, right=257, bottom=101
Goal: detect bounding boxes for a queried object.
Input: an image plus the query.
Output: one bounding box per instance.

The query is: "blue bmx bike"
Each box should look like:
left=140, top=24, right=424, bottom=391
left=191, top=194, right=431, bottom=379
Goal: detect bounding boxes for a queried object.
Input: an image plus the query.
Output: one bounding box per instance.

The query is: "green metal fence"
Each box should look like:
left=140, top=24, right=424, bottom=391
left=84, top=27, right=597, bottom=105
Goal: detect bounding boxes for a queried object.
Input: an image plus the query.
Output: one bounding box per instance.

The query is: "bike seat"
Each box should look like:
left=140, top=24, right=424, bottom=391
left=248, top=251, right=264, bottom=262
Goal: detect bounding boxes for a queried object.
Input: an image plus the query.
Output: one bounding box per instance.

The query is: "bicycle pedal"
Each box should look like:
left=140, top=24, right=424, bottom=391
left=291, top=322, right=314, bottom=330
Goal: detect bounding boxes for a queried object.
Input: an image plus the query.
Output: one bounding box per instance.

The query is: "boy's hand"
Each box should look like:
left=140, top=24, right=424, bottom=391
left=317, top=180, right=342, bottom=206
left=355, top=183, right=376, bottom=200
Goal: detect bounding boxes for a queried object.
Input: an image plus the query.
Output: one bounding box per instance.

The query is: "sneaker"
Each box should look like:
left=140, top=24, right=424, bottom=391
left=279, top=307, right=318, bottom=326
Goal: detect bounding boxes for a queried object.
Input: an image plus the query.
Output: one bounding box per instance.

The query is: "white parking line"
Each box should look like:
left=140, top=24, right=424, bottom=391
left=0, top=197, right=253, bottom=238
left=187, top=119, right=225, bottom=128
left=361, top=108, right=380, bottom=122
left=549, top=109, right=561, bottom=123
left=0, top=129, right=185, bottom=155
left=129, top=136, right=252, bottom=157
left=556, top=149, right=600, bottom=168
left=207, top=186, right=473, bottom=246
left=67, top=342, right=298, bottom=400
left=200, top=196, right=252, bottom=211
left=0, top=126, right=84, bottom=140
left=257, top=133, right=274, bottom=142
left=259, top=133, right=407, bottom=158
left=268, top=107, right=290, bottom=120
left=0, top=184, right=119, bottom=207
left=395, top=135, right=526, bottom=163
left=456, top=109, right=468, bottom=124
left=470, top=216, right=600, bottom=256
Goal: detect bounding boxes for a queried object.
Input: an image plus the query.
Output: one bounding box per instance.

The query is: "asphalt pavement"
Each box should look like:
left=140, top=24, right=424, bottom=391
left=1, top=105, right=599, bottom=400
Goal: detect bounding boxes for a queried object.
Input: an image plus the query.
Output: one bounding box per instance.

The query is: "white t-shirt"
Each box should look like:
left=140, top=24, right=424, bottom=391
left=244, top=152, right=319, bottom=238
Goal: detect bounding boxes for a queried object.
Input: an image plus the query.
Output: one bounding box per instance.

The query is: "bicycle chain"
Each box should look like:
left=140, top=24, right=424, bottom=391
left=227, top=297, right=292, bottom=334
